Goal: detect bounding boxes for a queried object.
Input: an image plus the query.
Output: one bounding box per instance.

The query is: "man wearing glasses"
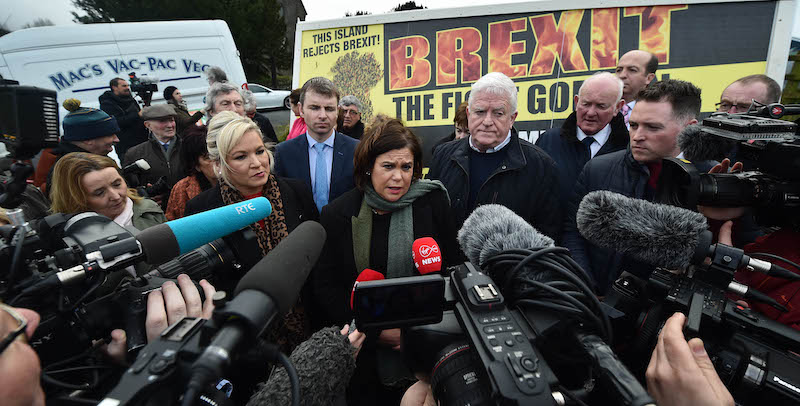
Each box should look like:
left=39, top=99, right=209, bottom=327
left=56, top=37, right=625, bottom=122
left=0, top=303, right=45, bottom=406
left=716, top=74, right=781, bottom=113
left=0, top=274, right=214, bottom=406
left=338, top=95, right=365, bottom=140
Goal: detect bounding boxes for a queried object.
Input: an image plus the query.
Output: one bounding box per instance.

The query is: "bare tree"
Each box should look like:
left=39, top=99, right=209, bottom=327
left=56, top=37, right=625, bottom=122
left=21, top=18, right=55, bottom=29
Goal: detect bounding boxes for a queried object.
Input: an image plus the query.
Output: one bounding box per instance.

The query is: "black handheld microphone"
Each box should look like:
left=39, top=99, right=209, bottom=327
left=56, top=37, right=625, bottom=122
left=183, top=220, right=326, bottom=403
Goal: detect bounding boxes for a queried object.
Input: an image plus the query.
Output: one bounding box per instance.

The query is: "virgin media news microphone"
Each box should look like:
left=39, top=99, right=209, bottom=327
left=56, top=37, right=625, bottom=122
left=186, top=220, right=326, bottom=398
left=412, top=237, right=442, bottom=274
left=136, top=197, right=272, bottom=265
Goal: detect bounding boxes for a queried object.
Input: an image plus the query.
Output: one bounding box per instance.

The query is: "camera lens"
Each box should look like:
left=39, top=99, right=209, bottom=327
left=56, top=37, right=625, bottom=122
left=430, top=342, right=492, bottom=406
left=697, top=173, right=756, bottom=206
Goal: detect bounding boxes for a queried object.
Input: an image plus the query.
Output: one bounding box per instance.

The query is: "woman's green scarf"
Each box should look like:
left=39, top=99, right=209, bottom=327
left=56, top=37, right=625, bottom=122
left=351, top=179, right=448, bottom=279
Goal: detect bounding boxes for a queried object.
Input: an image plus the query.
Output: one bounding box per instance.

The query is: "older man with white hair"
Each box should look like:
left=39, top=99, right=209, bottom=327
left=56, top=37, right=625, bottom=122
left=337, top=95, right=364, bottom=139
left=536, top=72, right=629, bottom=201
left=204, top=82, right=245, bottom=118
left=428, top=72, right=560, bottom=238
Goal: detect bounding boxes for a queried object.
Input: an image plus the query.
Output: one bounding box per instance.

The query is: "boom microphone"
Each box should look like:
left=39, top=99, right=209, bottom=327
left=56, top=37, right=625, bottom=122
left=136, top=197, right=272, bottom=265
left=677, top=124, right=737, bottom=162
left=186, top=220, right=326, bottom=403
left=412, top=237, right=443, bottom=275
left=576, top=191, right=709, bottom=270
left=577, top=191, right=800, bottom=282
left=457, top=204, right=554, bottom=268
left=458, top=204, right=655, bottom=406
left=246, top=326, right=357, bottom=406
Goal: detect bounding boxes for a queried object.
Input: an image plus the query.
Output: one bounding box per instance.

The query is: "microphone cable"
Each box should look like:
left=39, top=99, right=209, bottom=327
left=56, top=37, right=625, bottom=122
left=275, top=351, right=300, bottom=406
left=482, top=246, right=612, bottom=343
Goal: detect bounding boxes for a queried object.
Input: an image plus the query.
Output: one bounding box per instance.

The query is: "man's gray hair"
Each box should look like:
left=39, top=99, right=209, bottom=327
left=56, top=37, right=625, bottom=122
left=242, top=89, right=258, bottom=113
left=469, top=72, right=518, bottom=113
left=338, top=95, right=363, bottom=111
left=578, top=72, right=624, bottom=102
left=205, top=82, right=242, bottom=114
left=206, top=66, right=228, bottom=85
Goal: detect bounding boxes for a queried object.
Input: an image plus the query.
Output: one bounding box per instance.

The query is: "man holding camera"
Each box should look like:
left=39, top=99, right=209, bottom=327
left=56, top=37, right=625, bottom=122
left=99, top=78, right=148, bottom=161
left=122, top=104, right=185, bottom=207
left=562, top=79, right=701, bottom=294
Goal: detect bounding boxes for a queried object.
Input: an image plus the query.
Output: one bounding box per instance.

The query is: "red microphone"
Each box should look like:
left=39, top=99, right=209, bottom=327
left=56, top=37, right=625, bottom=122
left=350, top=268, right=385, bottom=310
left=412, top=237, right=442, bottom=275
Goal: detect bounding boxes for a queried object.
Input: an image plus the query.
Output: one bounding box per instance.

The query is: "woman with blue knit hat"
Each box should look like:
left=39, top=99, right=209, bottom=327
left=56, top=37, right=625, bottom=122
left=42, top=98, right=120, bottom=197
left=164, top=85, right=203, bottom=135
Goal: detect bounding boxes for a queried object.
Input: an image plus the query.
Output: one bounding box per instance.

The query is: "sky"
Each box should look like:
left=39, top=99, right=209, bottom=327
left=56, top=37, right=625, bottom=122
left=4, top=0, right=800, bottom=36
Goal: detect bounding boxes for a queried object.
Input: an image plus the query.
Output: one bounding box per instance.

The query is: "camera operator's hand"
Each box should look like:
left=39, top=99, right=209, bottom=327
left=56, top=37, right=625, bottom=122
left=698, top=159, right=747, bottom=221
left=103, top=275, right=217, bottom=363
left=400, top=380, right=437, bottom=406
left=145, top=274, right=216, bottom=342
left=646, top=313, right=734, bottom=406
left=378, top=328, right=402, bottom=351
left=340, top=325, right=365, bottom=359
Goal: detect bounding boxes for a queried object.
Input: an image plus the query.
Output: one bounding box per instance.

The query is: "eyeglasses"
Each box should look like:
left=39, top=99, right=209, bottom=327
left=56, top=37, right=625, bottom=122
left=342, top=109, right=360, bottom=116
left=0, top=303, right=27, bottom=355
left=715, top=101, right=754, bottom=112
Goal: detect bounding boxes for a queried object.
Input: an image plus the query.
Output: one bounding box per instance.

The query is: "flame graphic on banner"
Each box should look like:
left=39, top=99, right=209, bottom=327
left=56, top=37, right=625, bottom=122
left=488, top=18, right=528, bottom=78
left=529, top=10, right=588, bottom=76
left=625, top=5, right=688, bottom=63
left=389, top=36, right=431, bottom=90
left=437, top=28, right=483, bottom=85
left=591, top=8, right=619, bottom=70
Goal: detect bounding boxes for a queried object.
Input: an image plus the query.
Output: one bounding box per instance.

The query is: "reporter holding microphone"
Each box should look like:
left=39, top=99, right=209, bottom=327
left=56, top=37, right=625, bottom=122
left=311, top=115, right=460, bottom=405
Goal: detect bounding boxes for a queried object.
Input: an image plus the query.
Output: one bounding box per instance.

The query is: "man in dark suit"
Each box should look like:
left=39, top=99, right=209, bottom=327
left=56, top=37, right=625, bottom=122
left=274, top=77, right=358, bottom=212
left=536, top=72, right=628, bottom=203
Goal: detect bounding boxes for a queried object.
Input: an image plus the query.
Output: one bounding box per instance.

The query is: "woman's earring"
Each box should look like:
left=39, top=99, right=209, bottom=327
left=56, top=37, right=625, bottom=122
left=366, top=171, right=371, bottom=175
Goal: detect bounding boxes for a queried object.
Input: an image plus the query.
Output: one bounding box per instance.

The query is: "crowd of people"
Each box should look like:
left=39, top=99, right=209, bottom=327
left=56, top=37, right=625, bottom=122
left=0, top=48, right=790, bottom=406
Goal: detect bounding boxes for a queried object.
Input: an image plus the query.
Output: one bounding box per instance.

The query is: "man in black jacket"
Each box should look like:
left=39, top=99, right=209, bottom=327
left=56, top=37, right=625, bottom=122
left=562, top=79, right=701, bottom=294
left=123, top=104, right=185, bottom=208
left=99, top=78, right=147, bottom=161
left=428, top=72, right=561, bottom=239
left=536, top=72, right=628, bottom=203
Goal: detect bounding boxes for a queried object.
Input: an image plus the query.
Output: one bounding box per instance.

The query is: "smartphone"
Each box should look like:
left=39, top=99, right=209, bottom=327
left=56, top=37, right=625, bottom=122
left=352, top=274, right=445, bottom=330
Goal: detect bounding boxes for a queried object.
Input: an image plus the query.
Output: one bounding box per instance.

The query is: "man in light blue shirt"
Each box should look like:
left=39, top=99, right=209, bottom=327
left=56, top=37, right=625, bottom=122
left=274, top=77, right=358, bottom=212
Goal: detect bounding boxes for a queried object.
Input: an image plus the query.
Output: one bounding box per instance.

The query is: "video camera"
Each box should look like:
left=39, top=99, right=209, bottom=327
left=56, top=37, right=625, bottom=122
left=657, top=103, right=800, bottom=228
left=604, top=265, right=800, bottom=405
left=128, top=72, right=159, bottom=107
left=352, top=255, right=653, bottom=405
left=0, top=206, right=259, bottom=403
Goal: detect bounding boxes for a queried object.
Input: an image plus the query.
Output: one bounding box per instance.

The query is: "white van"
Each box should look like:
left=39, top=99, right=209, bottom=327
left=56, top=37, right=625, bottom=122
left=0, top=19, right=247, bottom=121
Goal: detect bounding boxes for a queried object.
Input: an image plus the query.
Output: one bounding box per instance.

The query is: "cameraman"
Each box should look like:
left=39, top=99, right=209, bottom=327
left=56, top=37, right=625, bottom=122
left=0, top=274, right=214, bottom=406
left=645, top=312, right=734, bottom=406
left=99, top=78, right=148, bottom=161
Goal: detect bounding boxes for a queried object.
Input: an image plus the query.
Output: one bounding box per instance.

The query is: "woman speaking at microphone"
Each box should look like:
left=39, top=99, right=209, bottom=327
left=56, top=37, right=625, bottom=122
left=312, top=115, right=459, bottom=405
left=184, top=110, right=318, bottom=352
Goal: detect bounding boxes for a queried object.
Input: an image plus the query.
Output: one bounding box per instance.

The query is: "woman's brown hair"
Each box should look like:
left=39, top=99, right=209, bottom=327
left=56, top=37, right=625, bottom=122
left=353, top=115, right=423, bottom=190
left=50, top=152, right=140, bottom=214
